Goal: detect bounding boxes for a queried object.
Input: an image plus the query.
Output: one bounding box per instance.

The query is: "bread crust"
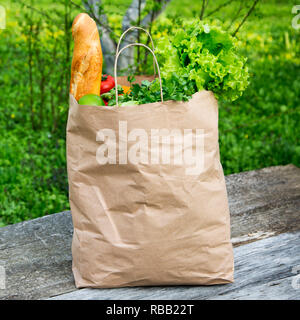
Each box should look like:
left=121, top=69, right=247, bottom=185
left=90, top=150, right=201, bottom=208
left=70, top=13, right=102, bottom=101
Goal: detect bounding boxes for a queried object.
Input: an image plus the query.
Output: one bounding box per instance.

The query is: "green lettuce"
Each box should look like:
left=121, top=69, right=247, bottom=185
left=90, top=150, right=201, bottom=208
left=156, top=20, right=249, bottom=101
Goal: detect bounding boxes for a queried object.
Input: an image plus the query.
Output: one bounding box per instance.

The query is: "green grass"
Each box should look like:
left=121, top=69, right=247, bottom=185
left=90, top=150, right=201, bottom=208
left=0, top=0, right=299, bottom=226
left=0, top=129, right=68, bottom=226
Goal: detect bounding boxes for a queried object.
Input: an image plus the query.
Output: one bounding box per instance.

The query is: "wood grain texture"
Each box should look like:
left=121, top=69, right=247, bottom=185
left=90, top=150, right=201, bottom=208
left=0, top=211, right=74, bottom=300
left=0, top=164, right=299, bottom=300
left=228, top=164, right=300, bottom=245
left=49, top=231, right=300, bottom=300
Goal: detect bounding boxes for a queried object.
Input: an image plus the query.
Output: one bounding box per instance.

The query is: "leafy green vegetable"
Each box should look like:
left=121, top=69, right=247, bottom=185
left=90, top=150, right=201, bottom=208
left=101, top=85, right=124, bottom=102
left=105, top=20, right=249, bottom=106
left=156, top=19, right=249, bottom=101
left=105, top=74, right=196, bottom=106
left=119, top=101, right=139, bottom=106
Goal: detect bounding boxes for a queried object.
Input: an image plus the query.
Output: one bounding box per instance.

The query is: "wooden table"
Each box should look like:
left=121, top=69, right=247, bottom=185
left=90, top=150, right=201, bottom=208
left=0, top=164, right=299, bottom=300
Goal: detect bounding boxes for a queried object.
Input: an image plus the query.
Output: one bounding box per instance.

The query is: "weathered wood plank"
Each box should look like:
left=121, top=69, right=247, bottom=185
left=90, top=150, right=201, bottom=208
left=0, top=212, right=74, bottom=300
left=227, top=164, right=300, bottom=245
left=0, top=164, right=299, bottom=300
left=49, top=231, right=300, bottom=300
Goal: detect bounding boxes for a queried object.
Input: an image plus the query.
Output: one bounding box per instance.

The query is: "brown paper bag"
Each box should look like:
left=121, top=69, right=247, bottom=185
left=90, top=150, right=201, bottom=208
left=66, top=40, right=234, bottom=288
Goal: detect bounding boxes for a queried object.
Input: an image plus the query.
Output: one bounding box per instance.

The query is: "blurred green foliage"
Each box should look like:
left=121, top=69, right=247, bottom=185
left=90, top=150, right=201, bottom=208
left=0, top=0, right=299, bottom=226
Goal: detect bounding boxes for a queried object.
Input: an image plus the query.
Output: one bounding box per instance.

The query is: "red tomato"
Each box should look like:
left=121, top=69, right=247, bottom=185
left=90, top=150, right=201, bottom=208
left=101, top=75, right=115, bottom=94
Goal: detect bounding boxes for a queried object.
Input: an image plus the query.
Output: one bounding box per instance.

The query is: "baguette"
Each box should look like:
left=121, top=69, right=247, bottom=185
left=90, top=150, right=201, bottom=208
left=70, top=13, right=103, bottom=101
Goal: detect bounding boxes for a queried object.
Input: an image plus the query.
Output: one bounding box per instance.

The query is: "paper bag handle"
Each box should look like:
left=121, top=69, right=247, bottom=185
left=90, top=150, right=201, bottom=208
left=114, top=43, right=164, bottom=107
left=116, top=26, right=156, bottom=74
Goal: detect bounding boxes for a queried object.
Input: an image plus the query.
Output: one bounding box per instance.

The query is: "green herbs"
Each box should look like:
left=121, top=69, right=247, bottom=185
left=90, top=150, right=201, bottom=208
left=156, top=19, right=249, bottom=101
left=105, top=74, right=196, bottom=106
left=103, top=20, right=249, bottom=106
left=130, top=74, right=194, bottom=103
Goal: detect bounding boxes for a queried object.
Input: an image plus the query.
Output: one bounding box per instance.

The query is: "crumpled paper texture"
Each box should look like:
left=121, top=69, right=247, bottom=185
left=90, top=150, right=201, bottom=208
left=67, top=83, right=234, bottom=288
